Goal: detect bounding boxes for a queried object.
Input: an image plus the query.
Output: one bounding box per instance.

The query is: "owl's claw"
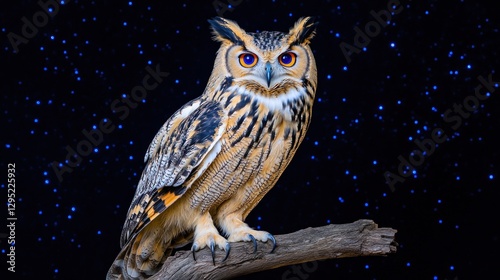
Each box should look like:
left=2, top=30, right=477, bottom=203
left=222, top=242, right=231, bottom=262
left=209, top=241, right=216, bottom=265
left=191, top=233, right=230, bottom=264
left=248, top=234, right=258, bottom=253
left=267, top=233, right=277, bottom=253
left=227, top=225, right=277, bottom=254
left=191, top=244, right=198, bottom=261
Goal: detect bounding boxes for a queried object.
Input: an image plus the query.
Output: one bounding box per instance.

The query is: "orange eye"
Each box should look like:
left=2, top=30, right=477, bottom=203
left=239, top=53, right=258, bottom=68
left=278, top=52, right=297, bottom=67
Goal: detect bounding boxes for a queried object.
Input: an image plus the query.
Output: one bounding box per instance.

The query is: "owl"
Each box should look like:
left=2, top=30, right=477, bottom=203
left=107, top=16, right=318, bottom=280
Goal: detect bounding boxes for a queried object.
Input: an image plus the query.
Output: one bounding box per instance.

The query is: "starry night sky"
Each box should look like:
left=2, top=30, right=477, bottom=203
left=1, top=0, right=499, bottom=279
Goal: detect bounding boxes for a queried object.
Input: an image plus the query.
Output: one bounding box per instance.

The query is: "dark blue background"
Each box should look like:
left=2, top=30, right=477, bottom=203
left=1, top=0, right=499, bottom=279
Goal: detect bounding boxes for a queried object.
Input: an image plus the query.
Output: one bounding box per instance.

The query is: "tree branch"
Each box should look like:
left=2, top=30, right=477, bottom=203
left=151, top=219, right=397, bottom=280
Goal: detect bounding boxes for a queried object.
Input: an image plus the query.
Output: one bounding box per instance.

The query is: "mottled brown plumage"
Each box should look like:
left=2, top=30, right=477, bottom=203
left=107, top=16, right=318, bottom=280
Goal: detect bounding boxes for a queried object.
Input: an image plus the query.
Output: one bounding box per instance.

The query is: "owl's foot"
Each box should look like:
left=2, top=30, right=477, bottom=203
left=191, top=213, right=230, bottom=264
left=227, top=225, right=277, bottom=253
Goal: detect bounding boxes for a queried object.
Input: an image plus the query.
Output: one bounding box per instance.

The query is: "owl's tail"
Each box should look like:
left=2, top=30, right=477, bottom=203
left=106, top=230, right=173, bottom=280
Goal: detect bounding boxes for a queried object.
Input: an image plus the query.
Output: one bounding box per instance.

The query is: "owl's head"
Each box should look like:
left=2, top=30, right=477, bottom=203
left=207, top=17, right=318, bottom=97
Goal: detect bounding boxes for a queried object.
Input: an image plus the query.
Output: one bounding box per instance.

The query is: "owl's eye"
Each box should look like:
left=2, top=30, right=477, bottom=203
left=278, top=52, right=297, bottom=67
left=239, top=53, right=258, bottom=68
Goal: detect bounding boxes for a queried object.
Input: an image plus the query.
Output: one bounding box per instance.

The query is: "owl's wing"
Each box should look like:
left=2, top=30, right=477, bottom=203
left=120, top=98, right=227, bottom=246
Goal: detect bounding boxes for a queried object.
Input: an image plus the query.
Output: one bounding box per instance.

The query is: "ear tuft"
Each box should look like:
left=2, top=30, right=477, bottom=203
left=208, top=17, right=245, bottom=45
left=288, top=16, right=319, bottom=45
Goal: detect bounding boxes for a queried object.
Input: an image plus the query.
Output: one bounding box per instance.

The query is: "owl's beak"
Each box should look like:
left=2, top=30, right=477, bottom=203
left=265, top=62, right=273, bottom=87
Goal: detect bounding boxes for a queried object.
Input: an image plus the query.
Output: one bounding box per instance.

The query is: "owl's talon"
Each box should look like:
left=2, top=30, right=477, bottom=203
left=222, top=242, right=231, bottom=262
left=209, top=241, right=216, bottom=265
left=191, top=244, right=198, bottom=261
left=248, top=234, right=258, bottom=253
left=227, top=225, right=277, bottom=254
left=191, top=226, right=228, bottom=265
left=267, top=233, right=277, bottom=253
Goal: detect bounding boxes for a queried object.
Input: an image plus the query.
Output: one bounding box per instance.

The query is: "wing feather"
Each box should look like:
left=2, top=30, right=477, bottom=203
left=120, top=98, right=227, bottom=246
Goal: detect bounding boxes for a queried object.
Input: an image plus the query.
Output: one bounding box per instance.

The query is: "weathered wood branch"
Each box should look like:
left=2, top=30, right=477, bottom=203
left=151, top=219, right=397, bottom=280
